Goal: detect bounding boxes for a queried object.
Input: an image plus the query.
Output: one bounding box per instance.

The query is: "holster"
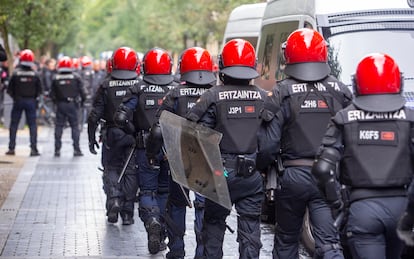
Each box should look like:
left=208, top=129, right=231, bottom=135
left=236, top=155, right=256, bottom=178
left=136, top=130, right=149, bottom=149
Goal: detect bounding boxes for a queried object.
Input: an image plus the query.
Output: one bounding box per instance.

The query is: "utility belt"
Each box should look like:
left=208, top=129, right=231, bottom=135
left=135, top=130, right=149, bottom=149
left=349, top=187, right=407, bottom=203
left=283, top=158, right=314, bottom=168
left=223, top=155, right=256, bottom=178
left=59, top=97, right=77, bottom=103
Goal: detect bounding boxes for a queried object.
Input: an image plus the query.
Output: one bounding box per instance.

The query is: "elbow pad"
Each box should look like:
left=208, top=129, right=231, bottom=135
left=146, top=123, right=163, bottom=158
left=114, top=104, right=132, bottom=128
left=311, top=147, right=340, bottom=185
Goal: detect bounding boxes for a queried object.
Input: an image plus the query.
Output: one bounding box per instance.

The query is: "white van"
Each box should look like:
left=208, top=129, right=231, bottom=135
left=222, top=2, right=266, bottom=49
left=256, top=1, right=414, bottom=257
left=255, top=0, right=414, bottom=100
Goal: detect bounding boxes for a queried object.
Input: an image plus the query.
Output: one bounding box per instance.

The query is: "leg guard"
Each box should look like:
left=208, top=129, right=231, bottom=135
left=138, top=190, right=160, bottom=223
left=203, top=216, right=227, bottom=259
left=237, top=213, right=262, bottom=259
left=165, top=199, right=186, bottom=258
left=194, top=194, right=205, bottom=258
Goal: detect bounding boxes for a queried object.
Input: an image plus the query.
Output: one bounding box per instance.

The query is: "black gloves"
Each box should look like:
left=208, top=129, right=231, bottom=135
left=397, top=202, right=414, bottom=246
left=89, top=140, right=99, bottom=155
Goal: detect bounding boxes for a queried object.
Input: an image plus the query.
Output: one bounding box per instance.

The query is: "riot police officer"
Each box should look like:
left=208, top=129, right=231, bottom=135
left=78, top=55, right=94, bottom=129
left=114, top=47, right=176, bottom=254
left=256, top=28, right=352, bottom=259
left=185, top=39, right=267, bottom=259
left=87, top=47, right=141, bottom=225
left=146, top=47, right=216, bottom=259
left=50, top=56, right=86, bottom=157
left=313, top=53, right=414, bottom=259
left=6, top=49, right=42, bottom=156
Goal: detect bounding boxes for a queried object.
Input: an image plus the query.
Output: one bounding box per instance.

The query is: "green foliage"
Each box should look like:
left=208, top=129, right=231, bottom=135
left=1, top=0, right=264, bottom=59
left=0, top=0, right=81, bottom=54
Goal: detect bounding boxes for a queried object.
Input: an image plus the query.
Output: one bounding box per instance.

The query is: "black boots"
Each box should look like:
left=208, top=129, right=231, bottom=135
left=30, top=148, right=40, bottom=156
left=121, top=213, right=134, bottom=225
left=5, top=149, right=15, bottom=155
left=107, top=198, right=121, bottom=223
left=146, top=217, right=162, bottom=254
left=74, top=148, right=84, bottom=157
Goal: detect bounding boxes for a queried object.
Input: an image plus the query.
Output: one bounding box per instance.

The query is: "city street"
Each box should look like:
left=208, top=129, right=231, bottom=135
left=0, top=126, right=274, bottom=258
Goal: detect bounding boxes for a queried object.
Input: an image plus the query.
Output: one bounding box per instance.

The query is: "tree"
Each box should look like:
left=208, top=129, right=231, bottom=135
left=69, top=0, right=264, bottom=58
left=0, top=0, right=82, bottom=65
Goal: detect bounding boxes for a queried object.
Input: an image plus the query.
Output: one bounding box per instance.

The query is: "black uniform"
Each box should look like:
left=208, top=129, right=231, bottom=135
left=119, top=79, right=176, bottom=252
left=147, top=82, right=211, bottom=259
left=257, top=76, right=352, bottom=258
left=87, top=76, right=140, bottom=224
left=186, top=81, right=267, bottom=259
left=6, top=65, right=43, bottom=155
left=80, top=67, right=95, bottom=126
left=316, top=104, right=414, bottom=259
left=50, top=71, right=86, bottom=156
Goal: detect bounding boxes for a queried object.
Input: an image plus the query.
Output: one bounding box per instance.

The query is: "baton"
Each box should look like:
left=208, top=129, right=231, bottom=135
left=333, top=211, right=345, bottom=228
left=118, top=144, right=136, bottom=183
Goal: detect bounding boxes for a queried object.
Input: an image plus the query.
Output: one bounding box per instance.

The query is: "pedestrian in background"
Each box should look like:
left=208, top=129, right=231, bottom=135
left=5, top=49, right=42, bottom=156
left=50, top=56, right=86, bottom=157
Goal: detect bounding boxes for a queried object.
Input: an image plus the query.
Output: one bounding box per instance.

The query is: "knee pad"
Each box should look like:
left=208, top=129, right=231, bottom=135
left=315, top=243, right=343, bottom=257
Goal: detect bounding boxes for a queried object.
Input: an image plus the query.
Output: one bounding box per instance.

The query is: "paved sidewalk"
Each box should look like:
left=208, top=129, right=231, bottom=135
left=0, top=126, right=274, bottom=259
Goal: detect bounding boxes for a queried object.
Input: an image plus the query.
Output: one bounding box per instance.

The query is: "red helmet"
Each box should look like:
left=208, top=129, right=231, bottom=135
left=219, top=39, right=258, bottom=80
left=80, top=55, right=93, bottom=68
left=57, top=56, right=73, bottom=72
left=72, top=58, right=80, bottom=70
left=353, top=53, right=405, bottom=112
left=135, top=52, right=141, bottom=76
left=19, top=49, right=35, bottom=67
left=142, top=48, right=173, bottom=85
left=111, top=46, right=139, bottom=79
left=106, top=58, right=112, bottom=74
left=283, top=28, right=330, bottom=81
left=179, top=47, right=216, bottom=85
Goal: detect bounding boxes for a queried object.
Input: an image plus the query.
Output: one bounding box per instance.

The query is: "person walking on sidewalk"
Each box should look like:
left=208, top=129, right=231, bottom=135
left=88, top=47, right=141, bottom=225
left=185, top=39, right=268, bottom=259
left=114, top=47, right=176, bottom=254
left=5, top=49, right=42, bottom=156
left=50, top=56, right=86, bottom=157
left=146, top=46, right=217, bottom=259
left=256, top=28, right=352, bottom=259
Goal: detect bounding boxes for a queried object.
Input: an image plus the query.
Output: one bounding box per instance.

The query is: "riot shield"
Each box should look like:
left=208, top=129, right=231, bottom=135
left=159, top=110, right=232, bottom=210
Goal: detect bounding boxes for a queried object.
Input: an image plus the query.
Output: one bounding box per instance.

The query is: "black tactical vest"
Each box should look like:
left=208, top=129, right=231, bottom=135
left=13, top=69, right=39, bottom=98
left=190, top=84, right=266, bottom=154
left=171, top=85, right=209, bottom=117
left=53, top=73, right=81, bottom=101
left=133, top=82, right=175, bottom=131
left=334, top=104, right=414, bottom=188
left=279, top=76, right=351, bottom=158
left=103, top=77, right=139, bottom=125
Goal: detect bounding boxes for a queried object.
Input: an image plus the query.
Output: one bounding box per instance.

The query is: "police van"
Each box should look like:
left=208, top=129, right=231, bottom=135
left=255, top=0, right=414, bottom=100
left=256, top=0, right=414, bottom=257
left=222, top=2, right=266, bottom=49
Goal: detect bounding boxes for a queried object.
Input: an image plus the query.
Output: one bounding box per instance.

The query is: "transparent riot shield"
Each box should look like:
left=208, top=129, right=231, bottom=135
left=159, top=110, right=232, bottom=210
